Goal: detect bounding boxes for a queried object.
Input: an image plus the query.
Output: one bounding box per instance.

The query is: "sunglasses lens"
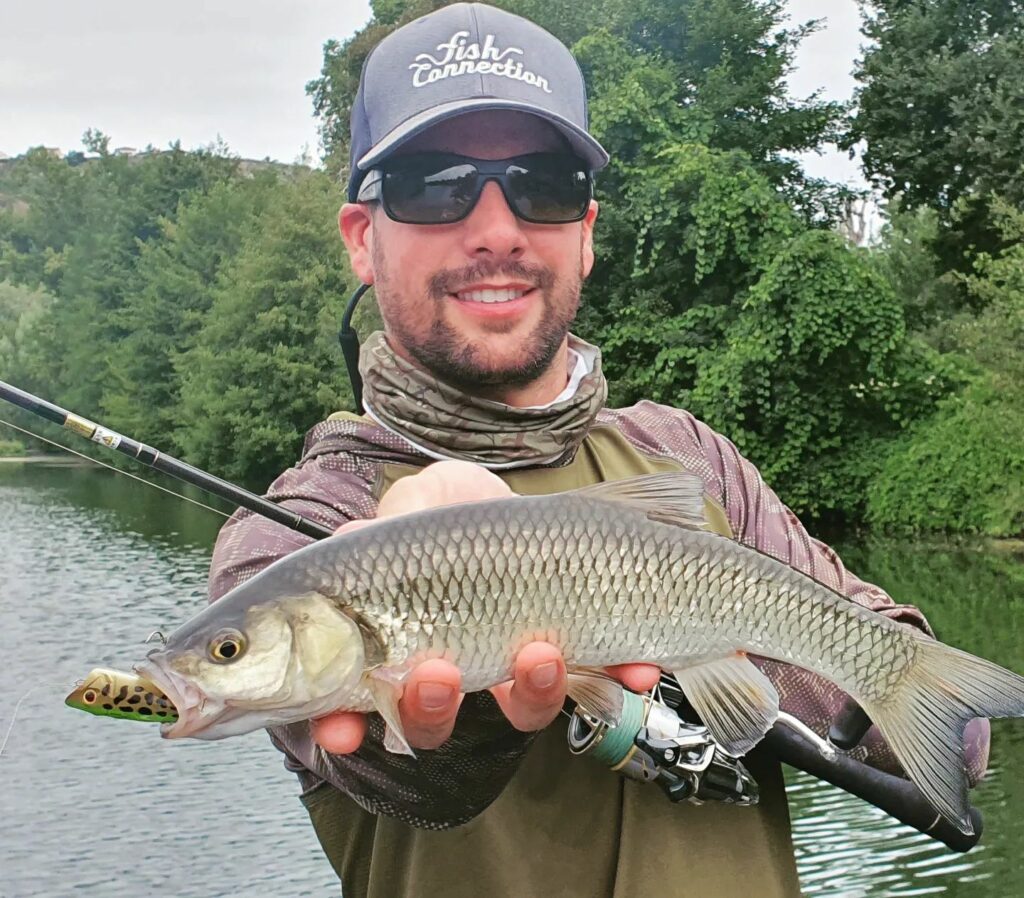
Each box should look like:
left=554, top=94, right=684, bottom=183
left=507, top=159, right=591, bottom=223
left=384, top=160, right=479, bottom=224
left=380, top=154, right=591, bottom=224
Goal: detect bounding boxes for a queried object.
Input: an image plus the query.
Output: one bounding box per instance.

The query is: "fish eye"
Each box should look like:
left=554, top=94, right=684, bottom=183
left=82, top=689, right=97, bottom=704
left=209, top=630, right=247, bottom=663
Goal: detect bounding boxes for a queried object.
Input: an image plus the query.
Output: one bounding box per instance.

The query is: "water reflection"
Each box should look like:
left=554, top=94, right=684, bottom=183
left=1, top=465, right=1022, bottom=896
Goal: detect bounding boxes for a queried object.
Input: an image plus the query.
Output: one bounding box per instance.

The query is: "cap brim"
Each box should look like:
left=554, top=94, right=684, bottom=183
left=356, top=98, right=609, bottom=174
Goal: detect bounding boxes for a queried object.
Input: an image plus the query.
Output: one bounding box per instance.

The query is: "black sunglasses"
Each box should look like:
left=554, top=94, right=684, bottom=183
left=356, top=152, right=593, bottom=225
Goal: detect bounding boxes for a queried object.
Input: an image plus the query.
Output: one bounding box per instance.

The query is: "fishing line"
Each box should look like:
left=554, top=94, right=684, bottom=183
left=0, top=683, right=69, bottom=759
left=0, top=416, right=231, bottom=520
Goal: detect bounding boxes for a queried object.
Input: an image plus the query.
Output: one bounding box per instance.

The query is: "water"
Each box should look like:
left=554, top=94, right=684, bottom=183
left=0, top=464, right=335, bottom=897
left=1, top=464, right=1022, bottom=897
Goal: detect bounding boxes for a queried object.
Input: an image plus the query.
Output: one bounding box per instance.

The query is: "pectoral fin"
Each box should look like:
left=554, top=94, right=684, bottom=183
left=567, top=667, right=625, bottom=726
left=671, top=653, right=779, bottom=757
left=366, top=674, right=416, bottom=757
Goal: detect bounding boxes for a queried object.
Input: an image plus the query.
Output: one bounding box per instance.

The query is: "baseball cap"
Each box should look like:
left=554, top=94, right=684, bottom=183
left=347, top=2, right=609, bottom=201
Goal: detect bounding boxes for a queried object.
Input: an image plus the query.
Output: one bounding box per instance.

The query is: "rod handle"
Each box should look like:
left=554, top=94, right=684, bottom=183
left=765, top=726, right=983, bottom=853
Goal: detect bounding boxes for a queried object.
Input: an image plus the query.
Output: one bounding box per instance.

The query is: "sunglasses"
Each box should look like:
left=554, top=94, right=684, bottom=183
left=356, top=152, right=593, bottom=225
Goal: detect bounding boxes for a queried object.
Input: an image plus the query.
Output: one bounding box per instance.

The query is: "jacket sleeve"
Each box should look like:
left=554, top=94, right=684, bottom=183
left=207, top=434, right=538, bottom=831
left=653, top=404, right=990, bottom=785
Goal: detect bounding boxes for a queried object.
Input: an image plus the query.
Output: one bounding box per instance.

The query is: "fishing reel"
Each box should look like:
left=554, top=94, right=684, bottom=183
left=567, top=676, right=759, bottom=806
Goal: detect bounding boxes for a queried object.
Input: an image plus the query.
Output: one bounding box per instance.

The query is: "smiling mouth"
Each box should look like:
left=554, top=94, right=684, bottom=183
left=453, top=286, right=533, bottom=304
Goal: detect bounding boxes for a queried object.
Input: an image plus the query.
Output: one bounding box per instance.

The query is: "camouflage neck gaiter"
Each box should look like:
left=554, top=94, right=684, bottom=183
left=358, top=331, right=608, bottom=469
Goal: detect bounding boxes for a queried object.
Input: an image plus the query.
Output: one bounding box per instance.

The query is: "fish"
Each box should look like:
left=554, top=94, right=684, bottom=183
left=65, top=667, right=178, bottom=723
left=135, top=473, right=1024, bottom=835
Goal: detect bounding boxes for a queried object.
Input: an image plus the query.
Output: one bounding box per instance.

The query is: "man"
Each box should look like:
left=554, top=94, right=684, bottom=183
left=208, top=4, right=988, bottom=896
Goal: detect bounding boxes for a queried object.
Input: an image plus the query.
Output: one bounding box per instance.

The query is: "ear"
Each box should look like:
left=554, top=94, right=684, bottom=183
left=339, top=203, right=375, bottom=285
left=580, top=199, right=599, bottom=279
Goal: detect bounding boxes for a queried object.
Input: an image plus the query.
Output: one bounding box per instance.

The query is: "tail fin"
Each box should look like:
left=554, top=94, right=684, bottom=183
left=865, top=637, right=1024, bottom=834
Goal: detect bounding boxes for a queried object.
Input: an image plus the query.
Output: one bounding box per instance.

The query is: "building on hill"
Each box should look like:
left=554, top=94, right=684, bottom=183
left=113, top=147, right=137, bottom=156
left=0, top=151, right=9, bottom=160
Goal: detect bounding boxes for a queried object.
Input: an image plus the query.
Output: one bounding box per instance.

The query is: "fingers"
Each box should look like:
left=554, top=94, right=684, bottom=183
left=310, top=660, right=464, bottom=754
left=310, top=711, right=368, bottom=754
left=334, top=518, right=376, bottom=535
left=490, top=641, right=567, bottom=732
left=378, top=461, right=513, bottom=518
left=604, top=662, right=662, bottom=693
left=398, top=659, right=465, bottom=750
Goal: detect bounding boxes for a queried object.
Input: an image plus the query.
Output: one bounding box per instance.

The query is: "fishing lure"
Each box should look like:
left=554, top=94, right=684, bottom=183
left=65, top=668, right=178, bottom=723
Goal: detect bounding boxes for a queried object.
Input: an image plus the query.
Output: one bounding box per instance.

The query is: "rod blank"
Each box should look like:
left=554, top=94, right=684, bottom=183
left=0, top=380, right=335, bottom=541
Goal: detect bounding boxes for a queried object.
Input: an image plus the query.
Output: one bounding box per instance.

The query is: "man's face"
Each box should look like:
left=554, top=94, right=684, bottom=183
left=340, top=111, right=598, bottom=393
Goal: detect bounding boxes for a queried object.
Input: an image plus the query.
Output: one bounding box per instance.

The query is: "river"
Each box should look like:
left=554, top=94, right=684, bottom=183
left=1, top=463, right=1021, bottom=897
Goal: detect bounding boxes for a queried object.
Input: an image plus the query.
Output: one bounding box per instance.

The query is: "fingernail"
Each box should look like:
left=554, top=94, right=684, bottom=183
left=528, top=661, right=559, bottom=690
left=417, top=682, right=455, bottom=711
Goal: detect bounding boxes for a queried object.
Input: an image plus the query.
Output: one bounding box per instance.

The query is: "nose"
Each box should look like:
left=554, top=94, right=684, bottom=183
left=460, top=180, right=527, bottom=261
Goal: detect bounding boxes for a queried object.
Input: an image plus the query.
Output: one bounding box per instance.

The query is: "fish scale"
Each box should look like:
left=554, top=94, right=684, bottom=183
left=324, top=495, right=912, bottom=698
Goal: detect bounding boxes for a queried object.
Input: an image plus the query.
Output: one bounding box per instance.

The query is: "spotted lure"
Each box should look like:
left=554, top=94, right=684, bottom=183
left=133, top=473, right=1024, bottom=836
left=66, top=668, right=178, bottom=723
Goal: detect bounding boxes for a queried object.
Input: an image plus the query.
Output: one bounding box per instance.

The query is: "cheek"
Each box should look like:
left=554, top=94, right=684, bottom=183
left=200, top=649, right=291, bottom=702
left=375, top=225, right=449, bottom=282
left=533, top=232, right=585, bottom=279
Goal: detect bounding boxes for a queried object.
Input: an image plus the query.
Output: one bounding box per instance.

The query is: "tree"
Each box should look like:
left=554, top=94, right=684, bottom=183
left=175, top=172, right=358, bottom=487
left=0, top=138, right=239, bottom=414
left=849, top=1, right=1024, bottom=270
left=867, top=200, right=1024, bottom=536
left=0, top=280, right=54, bottom=387
left=101, top=172, right=280, bottom=447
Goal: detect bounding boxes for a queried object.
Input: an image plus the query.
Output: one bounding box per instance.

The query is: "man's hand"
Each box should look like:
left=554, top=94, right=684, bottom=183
left=310, top=460, right=660, bottom=754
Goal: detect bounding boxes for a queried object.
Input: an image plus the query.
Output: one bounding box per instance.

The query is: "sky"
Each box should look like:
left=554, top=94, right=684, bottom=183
left=1, top=0, right=867, bottom=186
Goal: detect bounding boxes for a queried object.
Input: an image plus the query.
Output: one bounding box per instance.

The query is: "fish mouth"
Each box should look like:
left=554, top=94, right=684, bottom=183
left=134, top=659, right=227, bottom=739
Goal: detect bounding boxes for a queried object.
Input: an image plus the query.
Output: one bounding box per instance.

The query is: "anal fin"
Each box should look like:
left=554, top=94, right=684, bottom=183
left=672, top=653, right=779, bottom=757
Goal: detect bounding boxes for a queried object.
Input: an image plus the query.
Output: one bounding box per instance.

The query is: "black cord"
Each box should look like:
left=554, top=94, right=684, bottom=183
left=339, top=283, right=370, bottom=413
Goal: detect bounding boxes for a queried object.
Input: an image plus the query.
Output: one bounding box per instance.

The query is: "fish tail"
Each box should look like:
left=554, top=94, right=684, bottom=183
left=864, top=636, right=1024, bottom=835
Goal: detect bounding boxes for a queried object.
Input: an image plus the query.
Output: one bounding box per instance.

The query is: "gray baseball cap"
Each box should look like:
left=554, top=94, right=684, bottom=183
left=347, top=2, right=609, bottom=200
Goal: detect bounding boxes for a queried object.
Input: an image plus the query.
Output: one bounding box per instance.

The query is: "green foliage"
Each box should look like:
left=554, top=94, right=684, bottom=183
left=866, top=376, right=1024, bottom=536
left=0, top=439, right=25, bottom=457
left=0, top=280, right=54, bottom=387
left=577, top=136, right=953, bottom=521
left=175, top=172, right=356, bottom=487
left=690, top=230, right=958, bottom=518
left=0, top=139, right=240, bottom=414
left=101, top=173, right=281, bottom=448
left=849, top=1, right=1024, bottom=270
left=867, top=203, right=962, bottom=340
left=867, top=201, right=1024, bottom=536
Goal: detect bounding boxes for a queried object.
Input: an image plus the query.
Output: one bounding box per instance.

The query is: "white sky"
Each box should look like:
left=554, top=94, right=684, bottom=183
left=1, top=0, right=867, bottom=185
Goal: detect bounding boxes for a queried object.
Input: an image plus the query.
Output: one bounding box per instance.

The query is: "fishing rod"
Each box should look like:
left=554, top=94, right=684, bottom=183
left=0, top=380, right=335, bottom=540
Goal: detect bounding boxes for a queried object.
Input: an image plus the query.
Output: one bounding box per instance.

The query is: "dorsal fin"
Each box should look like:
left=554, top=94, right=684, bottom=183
left=570, top=473, right=708, bottom=530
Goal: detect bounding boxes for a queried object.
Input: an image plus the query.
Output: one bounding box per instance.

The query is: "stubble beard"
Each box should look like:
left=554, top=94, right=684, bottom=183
left=373, top=247, right=583, bottom=392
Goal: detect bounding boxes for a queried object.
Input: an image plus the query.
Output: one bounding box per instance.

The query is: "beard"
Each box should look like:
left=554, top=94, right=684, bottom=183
left=372, top=249, right=583, bottom=392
